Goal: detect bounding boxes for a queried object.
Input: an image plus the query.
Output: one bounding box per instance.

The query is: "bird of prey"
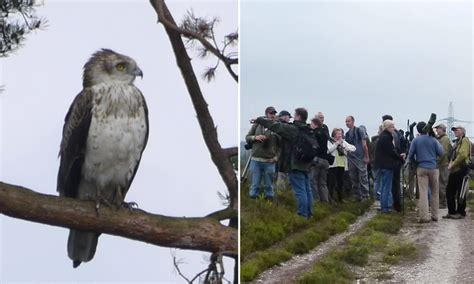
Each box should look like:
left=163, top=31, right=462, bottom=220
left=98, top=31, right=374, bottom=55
left=57, top=49, right=149, bottom=268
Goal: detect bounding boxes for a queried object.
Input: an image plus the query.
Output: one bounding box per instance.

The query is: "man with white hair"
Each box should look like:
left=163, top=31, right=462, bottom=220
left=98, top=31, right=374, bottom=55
left=444, top=125, right=471, bottom=219
left=382, top=114, right=407, bottom=212
left=408, top=121, right=444, bottom=223
left=374, top=120, right=405, bottom=213
left=316, top=112, right=330, bottom=137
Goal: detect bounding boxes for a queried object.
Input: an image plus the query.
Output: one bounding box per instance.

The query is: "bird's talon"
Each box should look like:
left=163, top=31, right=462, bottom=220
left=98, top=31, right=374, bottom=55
left=121, top=201, right=139, bottom=211
left=95, top=198, right=112, bottom=217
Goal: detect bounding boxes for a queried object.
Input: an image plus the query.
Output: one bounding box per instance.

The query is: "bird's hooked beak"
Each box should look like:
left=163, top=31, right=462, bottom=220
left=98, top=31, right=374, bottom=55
left=133, top=67, right=143, bottom=79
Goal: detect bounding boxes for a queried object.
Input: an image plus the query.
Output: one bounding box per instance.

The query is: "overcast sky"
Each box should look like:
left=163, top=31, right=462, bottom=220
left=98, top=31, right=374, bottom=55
left=0, top=0, right=237, bottom=282
left=241, top=0, right=472, bottom=140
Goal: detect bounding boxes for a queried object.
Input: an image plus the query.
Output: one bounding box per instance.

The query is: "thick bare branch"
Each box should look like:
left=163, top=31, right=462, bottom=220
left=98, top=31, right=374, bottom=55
left=149, top=0, right=238, bottom=210
left=150, top=0, right=238, bottom=82
left=0, top=182, right=237, bottom=256
left=206, top=207, right=237, bottom=221
left=222, top=147, right=238, bottom=158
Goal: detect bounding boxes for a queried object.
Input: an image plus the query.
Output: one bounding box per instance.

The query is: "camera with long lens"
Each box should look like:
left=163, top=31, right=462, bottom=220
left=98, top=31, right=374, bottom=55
left=336, top=145, right=345, bottom=156
left=329, top=137, right=345, bottom=156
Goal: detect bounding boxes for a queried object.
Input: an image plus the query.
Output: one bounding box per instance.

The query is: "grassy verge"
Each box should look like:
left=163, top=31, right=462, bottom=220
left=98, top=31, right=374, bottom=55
left=240, top=185, right=371, bottom=282
left=241, top=186, right=326, bottom=260
left=298, top=212, right=416, bottom=283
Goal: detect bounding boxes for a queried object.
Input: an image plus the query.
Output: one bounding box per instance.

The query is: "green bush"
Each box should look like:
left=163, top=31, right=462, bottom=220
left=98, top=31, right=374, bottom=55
left=241, top=179, right=372, bottom=281
left=240, top=249, right=292, bottom=282
left=298, top=257, right=353, bottom=284
left=367, top=213, right=403, bottom=234
left=383, top=241, right=417, bottom=264
left=340, top=246, right=369, bottom=266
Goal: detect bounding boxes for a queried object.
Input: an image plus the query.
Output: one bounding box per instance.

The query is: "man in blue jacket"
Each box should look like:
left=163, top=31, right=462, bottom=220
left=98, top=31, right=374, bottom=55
left=408, top=122, right=444, bottom=223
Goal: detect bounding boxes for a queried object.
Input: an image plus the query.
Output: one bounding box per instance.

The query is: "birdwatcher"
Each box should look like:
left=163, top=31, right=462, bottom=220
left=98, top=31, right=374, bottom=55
left=275, top=110, right=292, bottom=191
left=245, top=106, right=280, bottom=200
left=344, top=115, right=370, bottom=201
left=252, top=108, right=316, bottom=218
left=444, top=125, right=471, bottom=219
left=408, top=121, right=443, bottom=223
left=375, top=120, right=406, bottom=213
left=434, top=123, right=452, bottom=209
left=310, top=117, right=330, bottom=203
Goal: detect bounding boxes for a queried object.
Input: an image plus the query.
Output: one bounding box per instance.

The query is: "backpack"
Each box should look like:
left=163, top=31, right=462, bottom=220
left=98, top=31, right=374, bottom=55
left=451, top=138, right=474, bottom=170
left=347, top=126, right=362, bottom=145
left=293, top=125, right=320, bottom=163
left=467, top=141, right=474, bottom=170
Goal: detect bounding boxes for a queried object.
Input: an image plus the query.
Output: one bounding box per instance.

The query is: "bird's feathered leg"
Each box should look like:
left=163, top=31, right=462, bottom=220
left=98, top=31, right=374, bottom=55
left=115, top=185, right=138, bottom=210
left=95, top=189, right=112, bottom=217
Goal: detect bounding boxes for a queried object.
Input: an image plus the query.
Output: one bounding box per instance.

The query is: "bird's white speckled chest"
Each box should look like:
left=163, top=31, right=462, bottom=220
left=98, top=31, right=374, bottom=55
left=81, top=83, right=147, bottom=191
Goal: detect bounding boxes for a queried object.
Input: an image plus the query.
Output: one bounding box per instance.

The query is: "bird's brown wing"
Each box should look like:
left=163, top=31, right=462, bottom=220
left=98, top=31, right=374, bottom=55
left=57, top=89, right=94, bottom=198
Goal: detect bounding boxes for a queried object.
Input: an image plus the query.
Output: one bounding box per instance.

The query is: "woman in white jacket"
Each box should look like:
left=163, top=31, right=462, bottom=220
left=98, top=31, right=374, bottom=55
left=327, top=128, right=356, bottom=202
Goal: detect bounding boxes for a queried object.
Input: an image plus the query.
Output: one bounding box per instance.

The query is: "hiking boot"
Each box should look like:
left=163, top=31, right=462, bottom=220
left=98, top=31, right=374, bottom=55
left=431, top=217, right=438, bottom=222
left=442, top=213, right=454, bottom=219
left=449, top=213, right=462, bottom=219
left=418, top=219, right=431, bottom=224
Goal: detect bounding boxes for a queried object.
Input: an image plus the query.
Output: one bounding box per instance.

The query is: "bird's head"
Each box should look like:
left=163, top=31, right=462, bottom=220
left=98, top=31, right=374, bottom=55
left=83, top=49, right=143, bottom=88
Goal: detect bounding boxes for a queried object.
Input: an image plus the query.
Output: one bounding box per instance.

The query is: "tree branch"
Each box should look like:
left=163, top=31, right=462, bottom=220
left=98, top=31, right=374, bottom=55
left=149, top=0, right=238, bottom=211
left=206, top=207, right=237, bottom=221
left=150, top=0, right=238, bottom=82
left=222, top=147, right=238, bottom=158
left=0, top=182, right=237, bottom=256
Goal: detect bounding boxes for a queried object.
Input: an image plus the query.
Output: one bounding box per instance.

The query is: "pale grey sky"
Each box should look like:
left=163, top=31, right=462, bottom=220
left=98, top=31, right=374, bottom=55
left=241, top=0, right=472, bottom=140
left=0, top=0, right=237, bottom=282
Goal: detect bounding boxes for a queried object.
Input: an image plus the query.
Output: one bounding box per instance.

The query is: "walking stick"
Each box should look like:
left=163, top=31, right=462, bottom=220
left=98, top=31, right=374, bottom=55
left=401, top=162, right=406, bottom=215
left=241, top=154, right=252, bottom=183
left=458, top=174, right=470, bottom=204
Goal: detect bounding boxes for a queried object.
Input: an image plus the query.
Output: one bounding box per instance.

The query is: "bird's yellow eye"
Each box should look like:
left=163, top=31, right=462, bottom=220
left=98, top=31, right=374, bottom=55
left=116, top=63, right=125, bottom=71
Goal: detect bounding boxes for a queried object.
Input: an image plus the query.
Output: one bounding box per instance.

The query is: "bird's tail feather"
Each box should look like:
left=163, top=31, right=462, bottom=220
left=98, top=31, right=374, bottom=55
left=67, top=229, right=99, bottom=268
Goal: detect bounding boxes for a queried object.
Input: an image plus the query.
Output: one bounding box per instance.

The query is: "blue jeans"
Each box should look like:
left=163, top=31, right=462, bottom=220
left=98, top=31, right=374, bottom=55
left=289, top=170, right=313, bottom=218
left=249, top=160, right=275, bottom=198
left=379, top=169, right=393, bottom=212
left=372, top=167, right=381, bottom=200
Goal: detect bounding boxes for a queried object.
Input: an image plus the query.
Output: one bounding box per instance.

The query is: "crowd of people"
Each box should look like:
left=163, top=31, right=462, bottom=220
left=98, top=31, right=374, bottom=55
left=244, top=106, right=472, bottom=222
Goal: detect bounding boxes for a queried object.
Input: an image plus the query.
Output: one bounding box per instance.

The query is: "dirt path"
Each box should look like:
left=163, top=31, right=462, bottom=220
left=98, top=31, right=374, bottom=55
left=253, top=208, right=377, bottom=284
left=388, top=207, right=474, bottom=283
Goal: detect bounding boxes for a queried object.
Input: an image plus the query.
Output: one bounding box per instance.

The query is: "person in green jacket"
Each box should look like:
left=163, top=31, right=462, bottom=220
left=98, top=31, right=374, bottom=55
left=434, top=123, right=452, bottom=209
left=254, top=107, right=315, bottom=218
left=444, top=125, right=471, bottom=219
left=246, top=106, right=280, bottom=200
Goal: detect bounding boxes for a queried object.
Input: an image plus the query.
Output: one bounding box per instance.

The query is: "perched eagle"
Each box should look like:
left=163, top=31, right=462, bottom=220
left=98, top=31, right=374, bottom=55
left=57, top=49, right=149, bottom=268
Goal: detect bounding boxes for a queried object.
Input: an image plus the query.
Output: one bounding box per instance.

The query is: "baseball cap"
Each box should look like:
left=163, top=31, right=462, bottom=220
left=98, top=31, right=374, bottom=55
left=434, top=123, right=447, bottom=130
left=278, top=110, right=292, bottom=118
left=265, top=106, right=277, bottom=114
left=451, top=125, right=466, bottom=132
